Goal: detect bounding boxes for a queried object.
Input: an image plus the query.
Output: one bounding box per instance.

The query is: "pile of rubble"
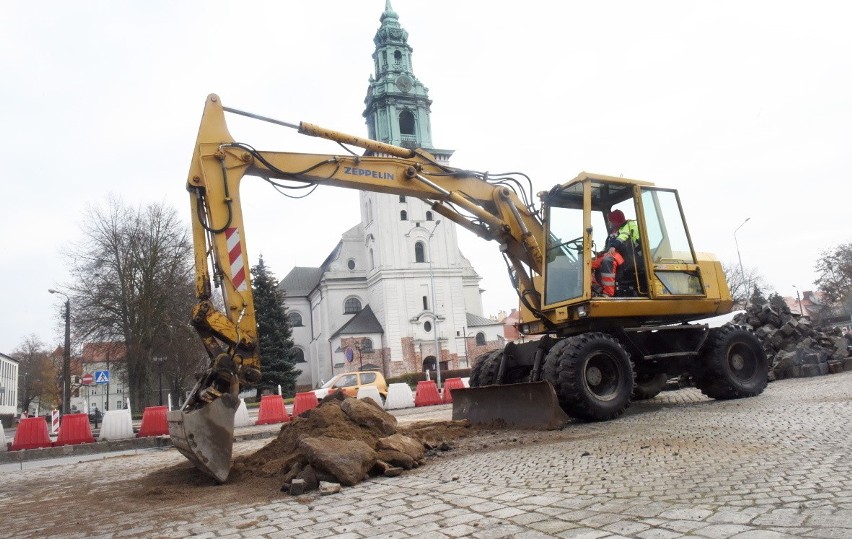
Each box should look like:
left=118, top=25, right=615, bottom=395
left=231, top=392, right=470, bottom=495
left=731, top=303, right=852, bottom=381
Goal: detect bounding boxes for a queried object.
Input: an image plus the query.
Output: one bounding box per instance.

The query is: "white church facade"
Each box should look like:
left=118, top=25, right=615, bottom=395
left=279, top=2, right=505, bottom=389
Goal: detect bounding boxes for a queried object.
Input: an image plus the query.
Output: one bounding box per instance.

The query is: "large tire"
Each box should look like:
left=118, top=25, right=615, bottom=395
left=632, top=372, right=668, bottom=400
left=469, top=350, right=503, bottom=387
left=693, top=324, right=768, bottom=400
left=543, top=333, right=634, bottom=421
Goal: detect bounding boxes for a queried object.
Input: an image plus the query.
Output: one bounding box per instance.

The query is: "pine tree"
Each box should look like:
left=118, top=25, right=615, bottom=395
left=768, top=292, right=787, bottom=312
left=749, top=283, right=768, bottom=308
left=251, top=255, right=300, bottom=398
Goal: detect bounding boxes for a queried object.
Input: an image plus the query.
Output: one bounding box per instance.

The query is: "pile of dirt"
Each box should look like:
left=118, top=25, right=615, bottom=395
left=231, top=392, right=473, bottom=494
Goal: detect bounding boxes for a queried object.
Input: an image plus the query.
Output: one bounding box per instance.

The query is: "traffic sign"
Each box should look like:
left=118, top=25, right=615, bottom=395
left=94, top=370, right=110, bottom=384
left=82, top=373, right=94, bottom=385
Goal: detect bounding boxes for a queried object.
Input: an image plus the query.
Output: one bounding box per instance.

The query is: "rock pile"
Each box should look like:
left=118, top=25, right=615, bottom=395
left=231, top=392, right=470, bottom=495
left=731, top=303, right=852, bottom=381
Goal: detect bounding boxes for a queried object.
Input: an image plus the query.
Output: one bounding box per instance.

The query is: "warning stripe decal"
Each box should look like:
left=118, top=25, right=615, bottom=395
left=225, top=227, right=248, bottom=291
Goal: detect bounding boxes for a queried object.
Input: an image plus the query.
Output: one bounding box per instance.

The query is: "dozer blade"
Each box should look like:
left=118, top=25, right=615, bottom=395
left=451, top=381, right=570, bottom=430
left=167, top=393, right=240, bottom=483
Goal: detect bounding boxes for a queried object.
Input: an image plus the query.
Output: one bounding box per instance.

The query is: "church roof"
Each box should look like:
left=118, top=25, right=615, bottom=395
left=279, top=266, right=324, bottom=297
left=466, top=312, right=498, bottom=327
left=331, top=305, right=384, bottom=338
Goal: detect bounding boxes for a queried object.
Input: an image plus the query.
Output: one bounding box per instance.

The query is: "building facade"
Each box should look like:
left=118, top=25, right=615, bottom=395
left=280, top=2, right=504, bottom=389
left=0, top=352, right=19, bottom=418
left=74, top=342, right=130, bottom=413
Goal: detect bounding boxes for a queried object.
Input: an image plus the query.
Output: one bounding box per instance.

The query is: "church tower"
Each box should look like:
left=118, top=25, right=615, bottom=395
left=363, top=0, right=452, bottom=159
left=280, top=2, right=503, bottom=389
left=359, top=0, right=478, bottom=373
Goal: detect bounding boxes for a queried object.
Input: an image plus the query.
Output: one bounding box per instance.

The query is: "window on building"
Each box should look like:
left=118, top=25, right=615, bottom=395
left=399, top=195, right=406, bottom=202
left=400, top=210, right=407, bottom=221
left=369, top=248, right=375, bottom=270
left=476, top=332, right=486, bottom=345
left=394, top=50, right=402, bottom=63
left=422, top=295, right=428, bottom=310
left=362, top=338, right=374, bottom=353
left=399, top=110, right=415, bottom=135
left=344, top=297, right=362, bottom=314
left=347, top=258, right=356, bottom=270
left=293, top=348, right=306, bottom=363
left=426, top=211, right=433, bottom=221
left=424, top=320, right=432, bottom=332
left=415, top=241, right=425, bottom=263
left=287, top=312, right=302, bottom=327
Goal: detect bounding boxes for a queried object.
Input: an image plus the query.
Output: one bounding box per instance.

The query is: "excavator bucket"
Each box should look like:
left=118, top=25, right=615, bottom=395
left=167, top=393, right=240, bottom=483
left=451, top=381, right=570, bottom=430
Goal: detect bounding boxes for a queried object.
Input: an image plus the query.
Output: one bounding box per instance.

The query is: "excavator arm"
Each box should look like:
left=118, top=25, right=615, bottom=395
left=169, top=94, right=551, bottom=482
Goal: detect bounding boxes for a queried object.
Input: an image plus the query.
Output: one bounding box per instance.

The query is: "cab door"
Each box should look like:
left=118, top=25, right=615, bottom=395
left=638, top=187, right=706, bottom=296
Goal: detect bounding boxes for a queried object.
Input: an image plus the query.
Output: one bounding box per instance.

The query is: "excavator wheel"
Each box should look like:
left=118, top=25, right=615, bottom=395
left=693, top=324, right=768, bottom=400
left=632, top=372, right=668, bottom=400
left=469, top=349, right=503, bottom=386
left=543, top=333, right=634, bottom=422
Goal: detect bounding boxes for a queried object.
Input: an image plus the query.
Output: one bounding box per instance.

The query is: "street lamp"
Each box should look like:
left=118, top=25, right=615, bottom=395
left=793, top=285, right=804, bottom=316
left=425, top=220, right=444, bottom=388
left=48, top=288, right=71, bottom=414
left=407, top=220, right=444, bottom=387
left=734, top=218, right=750, bottom=310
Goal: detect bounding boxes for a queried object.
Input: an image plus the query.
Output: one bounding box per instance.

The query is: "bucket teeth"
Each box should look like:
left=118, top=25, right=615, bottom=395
left=168, top=393, right=239, bottom=483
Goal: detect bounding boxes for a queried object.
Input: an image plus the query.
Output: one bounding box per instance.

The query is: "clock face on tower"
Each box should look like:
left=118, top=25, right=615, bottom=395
left=395, top=75, right=413, bottom=93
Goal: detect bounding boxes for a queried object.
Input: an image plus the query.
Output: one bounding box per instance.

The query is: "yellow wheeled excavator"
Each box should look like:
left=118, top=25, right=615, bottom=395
left=168, top=94, right=768, bottom=482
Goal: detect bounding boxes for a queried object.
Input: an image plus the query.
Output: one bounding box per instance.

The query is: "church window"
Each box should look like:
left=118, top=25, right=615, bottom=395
left=287, top=312, right=303, bottom=327
left=424, top=321, right=432, bottom=332
left=399, top=110, right=415, bottom=135
left=344, top=297, right=362, bottom=314
left=426, top=211, right=433, bottom=221
left=293, top=348, right=306, bottom=363
left=362, top=338, right=374, bottom=353
left=369, top=248, right=375, bottom=270
left=415, top=241, right=425, bottom=263
left=400, top=210, right=407, bottom=221
left=476, top=332, right=487, bottom=346
left=399, top=195, right=406, bottom=202
left=347, top=258, right=356, bottom=270
left=394, top=50, right=402, bottom=64
left=422, top=296, right=428, bottom=310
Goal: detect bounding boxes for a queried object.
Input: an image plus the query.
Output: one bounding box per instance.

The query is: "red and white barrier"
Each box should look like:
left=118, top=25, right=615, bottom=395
left=50, top=409, right=60, bottom=435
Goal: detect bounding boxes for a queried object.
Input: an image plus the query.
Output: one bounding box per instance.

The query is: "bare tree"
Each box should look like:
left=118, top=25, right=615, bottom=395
left=722, top=263, right=765, bottom=309
left=814, top=242, right=852, bottom=326
left=64, top=197, right=203, bottom=410
left=11, top=335, right=57, bottom=413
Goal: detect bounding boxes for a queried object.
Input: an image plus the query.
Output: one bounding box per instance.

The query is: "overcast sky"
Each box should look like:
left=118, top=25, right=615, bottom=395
left=2, top=1, right=850, bottom=354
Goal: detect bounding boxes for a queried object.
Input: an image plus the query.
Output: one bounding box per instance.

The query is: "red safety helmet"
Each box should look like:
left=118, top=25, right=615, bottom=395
left=608, top=210, right=627, bottom=228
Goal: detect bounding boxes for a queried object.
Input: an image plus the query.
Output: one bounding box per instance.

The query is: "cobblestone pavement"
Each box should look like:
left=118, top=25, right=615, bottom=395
left=2, top=372, right=851, bottom=538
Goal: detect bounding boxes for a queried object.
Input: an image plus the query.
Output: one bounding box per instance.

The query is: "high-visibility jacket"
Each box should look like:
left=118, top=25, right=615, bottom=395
left=610, top=220, right=640, bottom=255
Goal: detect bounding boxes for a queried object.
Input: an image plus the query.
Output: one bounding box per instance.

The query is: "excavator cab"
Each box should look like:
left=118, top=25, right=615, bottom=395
left=531, top=172, right=722, bottom=331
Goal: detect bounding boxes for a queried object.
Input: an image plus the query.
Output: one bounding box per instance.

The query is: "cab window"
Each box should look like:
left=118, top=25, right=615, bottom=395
left=360, top=372, right=377, bottom=384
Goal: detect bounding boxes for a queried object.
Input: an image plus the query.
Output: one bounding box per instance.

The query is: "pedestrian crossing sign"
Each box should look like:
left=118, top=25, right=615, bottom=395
left=95, top=370, right=110, bottom=384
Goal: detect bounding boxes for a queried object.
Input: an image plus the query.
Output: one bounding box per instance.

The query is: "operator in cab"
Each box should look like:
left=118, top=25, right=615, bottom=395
left=592, top=210, right=640, bottom=297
